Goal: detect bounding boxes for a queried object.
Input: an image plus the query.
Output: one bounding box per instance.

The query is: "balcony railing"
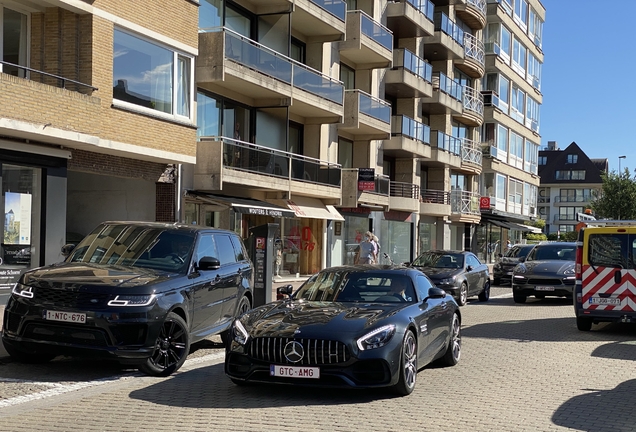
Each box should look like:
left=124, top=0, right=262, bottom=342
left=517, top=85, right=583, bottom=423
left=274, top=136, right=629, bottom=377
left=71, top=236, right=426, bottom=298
left=463, top=33, right=485, bottom=66
left=0, top=60, right=98, bottom=93
left=461, top=138, right=483, bottom=166
left=554, top=196, right=592, bottom=203
left=390, top=181, right=420, bottom=199
left=405, top=0, right=435, bottom=21
left=434, top=12, right=464, bottom=46
left=451, top=190, right=481, bottom=215
left=310, top=0, right=347, bottom=21
left=553, top=214, right=577, bottom=223
left=466, top=0, right=487, bottom=15
left=482, top=90, right=508, bottom=112
left=421, top=189, right=450, bottom=205
left=434, top=72, right=462, bottom=101
left=433, top=131, right=462, bottom=156
left=353, top=90, right=392, bottom=124
left=200, top=136, right=341, bottom=187
left=360, top=11, right=393, bottom=51
left=398, top=49, right=432, bottom=83
left=538, top=196, right=550, bottom=203
left=213, top=28, right=344, bottom=104
left=392, top=115, right=431, bottom=144
left=463, top=86, right=484, bottom=116
left=373, top=173, right=391, bottom=196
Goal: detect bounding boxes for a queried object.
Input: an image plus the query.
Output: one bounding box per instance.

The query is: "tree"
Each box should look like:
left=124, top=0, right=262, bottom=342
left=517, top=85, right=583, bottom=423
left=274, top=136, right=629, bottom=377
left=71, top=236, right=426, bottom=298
left=590, top=167, right=636, bottom=220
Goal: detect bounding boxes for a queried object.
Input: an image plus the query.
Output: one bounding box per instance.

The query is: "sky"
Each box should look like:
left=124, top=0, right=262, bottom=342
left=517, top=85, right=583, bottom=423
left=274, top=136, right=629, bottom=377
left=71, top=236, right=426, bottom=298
left=539, top=0, right=635, bottom=174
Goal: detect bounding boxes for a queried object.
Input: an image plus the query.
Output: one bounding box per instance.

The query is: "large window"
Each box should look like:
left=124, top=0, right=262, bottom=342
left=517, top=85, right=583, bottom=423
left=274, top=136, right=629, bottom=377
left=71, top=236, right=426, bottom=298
left=1, top=6, right=29, bottom=78
left=113, top=29, right=193, bottom=119
left=513, top=0, right=528, bottom=30
left=525, top=140, right=539, bottom=174
left=527, top=53, right=542, bottom=90
left=529, top=8, right=543, bottom=48
left=497, top=124, right=508, bottom=154
left=509, top=131, right=523, bottom=168
left=338, top=137, right=353, bottom=168
left=512, top=39, right=527, bottom=77
left=199, top=0, right=222, bottom=29
left=555, top=170, right=586, bottom=181
left=525, top=96, right=540, bottom=132
left=496, top=174, right=507, bottom=201
left=511, top=85, right=525, bottom=123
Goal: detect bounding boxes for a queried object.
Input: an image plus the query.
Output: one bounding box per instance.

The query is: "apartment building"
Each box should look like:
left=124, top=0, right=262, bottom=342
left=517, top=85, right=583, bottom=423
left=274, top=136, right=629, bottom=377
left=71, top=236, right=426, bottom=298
left=188, top=0, right=546, bottom=273
left=477, top=0, right=545, bottom=262
left=538, top=141, right=607, bottom=235
left=0, top=0, right=198, bottom=287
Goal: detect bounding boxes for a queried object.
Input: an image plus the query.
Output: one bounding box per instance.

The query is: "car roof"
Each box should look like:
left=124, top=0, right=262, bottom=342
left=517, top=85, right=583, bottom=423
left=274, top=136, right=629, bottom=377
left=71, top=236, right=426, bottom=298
left=426, top=250, right=470, bottom=255
left=318, top=264, right=419, bottom=275
left=99, top=221, right=234, bottom=234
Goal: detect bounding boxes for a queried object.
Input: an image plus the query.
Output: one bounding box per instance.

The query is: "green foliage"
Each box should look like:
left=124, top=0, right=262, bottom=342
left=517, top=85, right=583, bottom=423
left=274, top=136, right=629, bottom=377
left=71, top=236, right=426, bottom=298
left=547, top=233, right=558, bottom=241
left=591, top=168, right=636, bottom=219
left=560, top=231, right=578, bottom=241
left=526, top=233, right=547, bottom=242
left=530, top=219, right=546, bottom=229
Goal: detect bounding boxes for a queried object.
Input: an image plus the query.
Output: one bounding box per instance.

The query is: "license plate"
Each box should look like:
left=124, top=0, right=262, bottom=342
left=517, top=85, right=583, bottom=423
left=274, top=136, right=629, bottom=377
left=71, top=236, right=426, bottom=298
left=43, top=310, right=87, bottom=324
left=535, top=286, right=555, bottom=291
left=270, top=365, right=320, bottom=379
left=589, top=297, right=621, bottom=306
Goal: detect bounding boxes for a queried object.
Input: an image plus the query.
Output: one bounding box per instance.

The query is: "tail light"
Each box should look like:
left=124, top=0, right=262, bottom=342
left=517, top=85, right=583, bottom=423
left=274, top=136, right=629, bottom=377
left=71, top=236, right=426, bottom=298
left=575, top=245, right=582, bottom=280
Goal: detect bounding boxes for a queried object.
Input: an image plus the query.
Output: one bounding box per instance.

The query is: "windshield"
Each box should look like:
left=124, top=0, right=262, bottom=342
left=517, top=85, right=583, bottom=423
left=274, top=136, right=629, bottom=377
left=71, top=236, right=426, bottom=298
left=412, top=252, right=464, bottom=269
left=527, top=244, right=575, bottom=262
left=294, top=271, right=416, bottom=303
left=67, top=224, right=195, bottom=273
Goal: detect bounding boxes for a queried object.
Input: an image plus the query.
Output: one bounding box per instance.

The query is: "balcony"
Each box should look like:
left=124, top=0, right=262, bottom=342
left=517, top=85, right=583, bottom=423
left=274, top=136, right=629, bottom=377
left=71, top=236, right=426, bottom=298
left=339, top=90, right=391, bottom=139
left=291, top=0, right=347, bottom=42
left=386, top=0, right=435, bottom=39
left=430, top=131, right=462, bottom=167
left=554, top=196, right=592, bottom=205
left=423, top=12, right=464, bottom=61
left=455, top=0, right=487, bottom=30
left=197, top=28, right=343, bottom=123
left=341, top=168, right=390, bottom=210
left=482, top=90, right=509, bottom=114
left=450, top=190, right=481, bottom=223
left=390, top=181, right=421, bottom=212
left=453, top=85, right=484, bottom=127
left=384, top=115, right=431, bottom=159
left=460, top=138, right=483, bottom=174
left=194, top=137, right=342, bottom=201
left=340, top=10, right=393, bottom=69
left=422, top=72, right=462, bottom=116
left=455, top=33, right=485, bottom=78
left=420, top=189, right=451, bottom=217
left=553, top=214, right=577, bottom=223
left=385, top=49, right=433, bottom=98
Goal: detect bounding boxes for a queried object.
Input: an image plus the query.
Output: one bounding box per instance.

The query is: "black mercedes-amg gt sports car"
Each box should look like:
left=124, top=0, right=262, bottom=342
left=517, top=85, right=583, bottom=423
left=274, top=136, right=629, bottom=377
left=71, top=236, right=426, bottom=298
left=225, top=265, right=461, bottom=396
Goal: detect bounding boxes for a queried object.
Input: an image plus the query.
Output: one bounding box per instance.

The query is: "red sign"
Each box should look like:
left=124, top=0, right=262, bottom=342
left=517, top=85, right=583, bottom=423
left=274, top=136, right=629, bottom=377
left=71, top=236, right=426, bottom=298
left=479, top=197, right=491, bottom=210
left=358, top=181, right=375, bottom=191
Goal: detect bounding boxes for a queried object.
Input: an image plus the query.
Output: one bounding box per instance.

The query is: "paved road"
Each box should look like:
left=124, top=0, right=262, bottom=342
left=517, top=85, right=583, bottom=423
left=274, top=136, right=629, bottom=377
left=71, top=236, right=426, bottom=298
left=0, top=286, right=635, bottom=432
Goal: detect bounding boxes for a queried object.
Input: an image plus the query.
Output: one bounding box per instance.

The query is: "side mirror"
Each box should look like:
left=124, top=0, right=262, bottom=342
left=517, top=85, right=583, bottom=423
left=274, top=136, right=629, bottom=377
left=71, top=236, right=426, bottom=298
left=61, top=244, right=76, bottom=257
left=518, top=256, right=526, bottom=263
left=425, top=287, right=446, bottom=301
left=466, top=265, right=473, bottom=272
left=277, top=284, right=293, bottom=300
left=197, top=256, right=221, bottom=271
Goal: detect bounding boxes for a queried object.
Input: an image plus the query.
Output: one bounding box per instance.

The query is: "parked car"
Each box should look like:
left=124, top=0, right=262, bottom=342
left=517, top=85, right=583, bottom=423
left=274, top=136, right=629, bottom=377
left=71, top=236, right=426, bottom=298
left=408, top=250, right=490, bottom=306
left=511, top=241, right=577, bottom=303
left=492, top=244, right=535, bottom=285
left=225, top=265, right=461, bottom=396
left=2, top=221, right=253, bottom=376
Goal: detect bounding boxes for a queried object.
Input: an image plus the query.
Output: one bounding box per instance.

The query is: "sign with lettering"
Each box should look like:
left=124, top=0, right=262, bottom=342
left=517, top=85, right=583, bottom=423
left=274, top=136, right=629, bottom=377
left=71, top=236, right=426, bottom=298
left=479, top=196, right=491, bottom=210
left=358, top=168, right=375, bottom=191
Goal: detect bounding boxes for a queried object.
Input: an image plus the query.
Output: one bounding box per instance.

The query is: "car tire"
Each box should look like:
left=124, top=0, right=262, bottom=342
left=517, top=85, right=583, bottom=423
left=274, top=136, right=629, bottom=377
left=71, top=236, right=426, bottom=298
left=513, top=292, right=527, bottom=304
left=392, top=330, right=417, bottom=396
left=478, top=281, right=490, bottom=302
left=235, top=295, right=252, bottom=317
left=576, top=316, right=593, bottom=332
left=2, top=340, right=57, bottom=364
left=139, top=312, right=190, bottom=377
left=456, top=283, right=468, bottom=306
left=439, top=313, right=461, bottom=367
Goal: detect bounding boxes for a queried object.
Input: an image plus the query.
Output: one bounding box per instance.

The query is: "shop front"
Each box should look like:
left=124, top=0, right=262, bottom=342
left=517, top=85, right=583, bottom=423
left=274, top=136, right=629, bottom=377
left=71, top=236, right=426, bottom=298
left=418, top=216, right=438, bottom=254
left=380, top=210, right=415, bottom=265
left=338, top=207, right=373, bottom=266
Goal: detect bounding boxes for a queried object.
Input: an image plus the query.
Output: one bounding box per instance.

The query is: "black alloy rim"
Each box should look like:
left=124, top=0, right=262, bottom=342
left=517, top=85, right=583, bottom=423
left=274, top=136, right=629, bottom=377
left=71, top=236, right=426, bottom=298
left=148, top=319, right=188, bottom=370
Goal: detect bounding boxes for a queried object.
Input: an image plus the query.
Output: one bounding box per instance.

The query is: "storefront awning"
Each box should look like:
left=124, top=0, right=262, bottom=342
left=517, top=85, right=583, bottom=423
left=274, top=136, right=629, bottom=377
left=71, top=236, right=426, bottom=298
left=185, top=192, right=296, bottom=218
left=271, top=196, right=345, bottom=221
left=506, top=222, right=542, bottom=233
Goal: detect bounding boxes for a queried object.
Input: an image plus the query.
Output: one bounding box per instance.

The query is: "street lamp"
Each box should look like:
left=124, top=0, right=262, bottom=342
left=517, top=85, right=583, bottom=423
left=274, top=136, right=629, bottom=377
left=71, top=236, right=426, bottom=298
left=618, top=155, right=626, bottom=220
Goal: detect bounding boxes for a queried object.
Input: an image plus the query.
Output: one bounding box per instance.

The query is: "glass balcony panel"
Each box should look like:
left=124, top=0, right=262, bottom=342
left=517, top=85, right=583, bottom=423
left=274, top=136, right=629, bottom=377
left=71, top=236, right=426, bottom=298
left=292, top=62, right=344, bottom=104
left=437, top=72, right=463, bottom=101
left=405, top=0, right=435, bottom=21
left=403, top=50, right=432, bottom=82
left=359, top=92, right=391, bottom=124
left=224, top=30, right=292, bottom=84
left=394, top=115, right=431, bottom=143
left=310, top=0, right=347, bottom=21
left=435, top=131, right=462, bottom=156
left=360, top=13, right=393, bottom=51
left=434, top=12, right=464, bottom=46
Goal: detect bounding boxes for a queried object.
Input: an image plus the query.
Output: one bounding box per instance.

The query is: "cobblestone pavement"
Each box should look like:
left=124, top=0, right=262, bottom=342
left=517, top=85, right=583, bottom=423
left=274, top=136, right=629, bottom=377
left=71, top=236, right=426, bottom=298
left=1, top=287, right=635, bottom=432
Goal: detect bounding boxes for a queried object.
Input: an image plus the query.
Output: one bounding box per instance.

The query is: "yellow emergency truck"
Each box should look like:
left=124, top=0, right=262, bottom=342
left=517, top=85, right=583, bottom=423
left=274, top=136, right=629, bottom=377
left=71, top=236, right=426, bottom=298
left=574, top=220, right=636, bottom=331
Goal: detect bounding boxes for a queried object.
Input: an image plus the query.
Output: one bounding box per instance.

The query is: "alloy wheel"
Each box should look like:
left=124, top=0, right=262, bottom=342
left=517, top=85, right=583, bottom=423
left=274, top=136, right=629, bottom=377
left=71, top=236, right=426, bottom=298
left=148, top=318, right=188, bottom=372
left=402, top=331, right=417, bottom=391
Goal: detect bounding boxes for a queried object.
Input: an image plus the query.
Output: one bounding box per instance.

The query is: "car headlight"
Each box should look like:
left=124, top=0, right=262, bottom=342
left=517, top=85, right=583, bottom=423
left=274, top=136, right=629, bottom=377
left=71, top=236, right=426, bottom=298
left=356, top=324, right=396, bottom=350
left=107, top=294, right=156, bottom=307
left=233, top=319, right=250, bottom=345
left=563, top=267, right=575, bottom=275
left=12, top=283, right=33, bottom=299
left=514, top=265, right=526, bottom=274
left=439, top=277, right=456, bottom=285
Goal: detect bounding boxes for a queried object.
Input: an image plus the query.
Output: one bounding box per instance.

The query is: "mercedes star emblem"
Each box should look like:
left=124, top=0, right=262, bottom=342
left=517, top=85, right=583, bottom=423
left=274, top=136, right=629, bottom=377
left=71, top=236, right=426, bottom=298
left=283, top=341, right=304, bottom=363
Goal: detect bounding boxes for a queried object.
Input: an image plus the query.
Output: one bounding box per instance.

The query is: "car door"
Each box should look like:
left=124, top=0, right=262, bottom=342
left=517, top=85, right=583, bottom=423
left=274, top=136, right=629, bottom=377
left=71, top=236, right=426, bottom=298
left=190, top=232, right=225, bottom=336
left=414, top=274, right=448, bottom=364
left=213, top=233, right=244, bottom=326
left=469, top=253, right=489, bottom=290
left=463, top=254, right=482, bottom=295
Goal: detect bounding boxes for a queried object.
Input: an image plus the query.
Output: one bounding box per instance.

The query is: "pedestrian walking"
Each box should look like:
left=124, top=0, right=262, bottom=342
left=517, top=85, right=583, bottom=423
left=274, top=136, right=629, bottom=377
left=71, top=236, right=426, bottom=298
left=355, top=231, right=377, bottom=264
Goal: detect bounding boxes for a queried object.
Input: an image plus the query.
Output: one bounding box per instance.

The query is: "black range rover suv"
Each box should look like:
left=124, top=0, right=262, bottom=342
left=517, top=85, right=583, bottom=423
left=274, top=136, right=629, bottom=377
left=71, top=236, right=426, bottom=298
left=2, top=221, right=253, bottom=376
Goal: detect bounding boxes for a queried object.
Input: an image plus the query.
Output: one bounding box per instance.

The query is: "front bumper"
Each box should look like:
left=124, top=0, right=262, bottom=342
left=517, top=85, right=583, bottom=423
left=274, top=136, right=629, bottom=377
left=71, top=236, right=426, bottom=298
left=512, top=275, right=575, bottom=297
left=2, top=296, right=166, bottom=363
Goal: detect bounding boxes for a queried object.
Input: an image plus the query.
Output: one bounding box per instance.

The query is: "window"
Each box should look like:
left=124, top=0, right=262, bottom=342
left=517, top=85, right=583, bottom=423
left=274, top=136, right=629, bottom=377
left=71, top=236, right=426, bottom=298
left=525, top=96, right=540, bottom=132
left=511, top=85, right=525, bottom=123
left=1, top=6, right=29, bottom=78
left=196, top=234, right=218, bottom=260
left=499, top=74, right=510, bottom=109
left=512, top=39, right=527, bottom=77
left=538, top=156, right=547, bottom=165
left=113, top=29, right=193, bottom=119
left=496, top=174, right=507, bottom=200
left=559, top=207, right=584, bottom=221
left=338, top=137, right=353, bottom=168
left=555, top=170, right=586, bottom=181
left=497, top=124, right=508, bottom=153
left=199, top=0, right=222, bottom=29
left=572, top=170, right=585, bottom=180
left=529, top=8, right=543, bottom=48
left=510, top=131, right=524, bottom=160
left=215, top=235, right=237, bottom=265
left=514, top=0, right=528, bottom=30
left=340, top=63, right=355, bottom=89
left=501, top=26, right=511, bottom=60
left=567, top=154, right=578, bottom=164
left=527, top=53, right=542, bottom=90
left=525, top=140, right=539, bottom=174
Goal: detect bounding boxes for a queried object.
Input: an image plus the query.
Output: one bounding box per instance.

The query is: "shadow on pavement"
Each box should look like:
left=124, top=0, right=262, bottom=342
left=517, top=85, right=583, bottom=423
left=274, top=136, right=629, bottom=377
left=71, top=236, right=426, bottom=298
left=0, top=356, right=134, bottom=382
left=591, top=340, right=636, bottom=361
left=129, top=363, right=397, bottom=408
left=552, top=379, right=636, bottom=432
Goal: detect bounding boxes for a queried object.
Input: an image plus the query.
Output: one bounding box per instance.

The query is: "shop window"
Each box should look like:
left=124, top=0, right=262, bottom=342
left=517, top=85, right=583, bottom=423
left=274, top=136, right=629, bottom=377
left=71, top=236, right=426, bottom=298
left=1, top=7, right=29, bottom=78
